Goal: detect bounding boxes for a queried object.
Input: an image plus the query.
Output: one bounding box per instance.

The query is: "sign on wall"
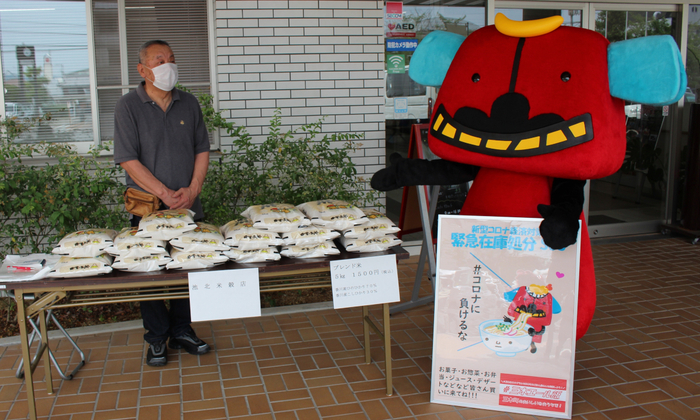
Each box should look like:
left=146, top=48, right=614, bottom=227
left=387, top=53, right=406, bottom=74
left=431, top=215, right=580, bottom=419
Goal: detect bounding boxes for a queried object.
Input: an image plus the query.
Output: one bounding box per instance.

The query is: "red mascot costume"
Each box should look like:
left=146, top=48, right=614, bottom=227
left=372, top=14, right=686, bottom=340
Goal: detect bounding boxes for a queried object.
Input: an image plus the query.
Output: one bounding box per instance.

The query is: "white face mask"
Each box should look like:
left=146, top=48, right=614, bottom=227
left=144, top=62, right=178, bottom=91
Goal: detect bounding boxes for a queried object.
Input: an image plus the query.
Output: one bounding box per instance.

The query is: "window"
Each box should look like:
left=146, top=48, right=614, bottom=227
left=0, top=0, right=212, bottom=149
left=93, top=0, right=211, bottom=145
left=0, top=0, right=93, bottom=144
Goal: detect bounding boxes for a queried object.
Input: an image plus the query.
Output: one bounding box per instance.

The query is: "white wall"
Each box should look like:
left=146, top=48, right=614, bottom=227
left=214, top=0, right=386, bottom=185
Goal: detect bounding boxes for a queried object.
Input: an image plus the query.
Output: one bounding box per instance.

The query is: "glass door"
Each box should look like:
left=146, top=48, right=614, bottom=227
left=586, top=4, right=681, bottom=238
left=495, top=2, right=684, bottom=239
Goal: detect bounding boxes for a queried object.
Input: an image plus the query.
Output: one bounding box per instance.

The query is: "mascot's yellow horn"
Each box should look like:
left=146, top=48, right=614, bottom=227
left=495, top=13, right=564, bottom=37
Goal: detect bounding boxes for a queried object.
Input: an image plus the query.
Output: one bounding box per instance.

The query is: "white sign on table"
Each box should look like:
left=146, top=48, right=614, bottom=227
left=188, top=268, right=261, bottom=322
left=330, top=254, right=400, bottom=309
left=431, top=215, right=580, bottom=419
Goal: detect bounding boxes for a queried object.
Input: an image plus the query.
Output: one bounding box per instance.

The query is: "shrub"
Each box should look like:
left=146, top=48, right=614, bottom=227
left=200, top=109, right=380, bottom=226
left=0, top=116, right=127, bottom=258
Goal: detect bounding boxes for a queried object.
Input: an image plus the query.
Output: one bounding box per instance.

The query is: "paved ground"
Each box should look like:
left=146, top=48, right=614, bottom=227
left=0, top=236, right=699, bottom=419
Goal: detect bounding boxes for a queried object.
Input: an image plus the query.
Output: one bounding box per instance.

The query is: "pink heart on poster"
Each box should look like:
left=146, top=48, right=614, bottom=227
left=388, top=23, right=396, bottom=30
left=556, top=272, right=565, bottom=278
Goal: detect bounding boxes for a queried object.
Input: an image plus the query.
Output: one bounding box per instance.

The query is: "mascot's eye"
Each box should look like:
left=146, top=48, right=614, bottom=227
left=561, top=71, right=571, bottom=82
left=472, top=73, right=480, bottom=83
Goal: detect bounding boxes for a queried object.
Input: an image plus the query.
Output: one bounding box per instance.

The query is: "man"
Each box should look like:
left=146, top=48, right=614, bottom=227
left=113, top=40, right=210, bottom=367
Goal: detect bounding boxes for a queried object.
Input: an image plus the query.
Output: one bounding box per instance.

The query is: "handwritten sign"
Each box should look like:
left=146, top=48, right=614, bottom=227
left=432, top=215, right=579, bottom=419
left=330, top=254, right=400, bottom=309
left=188, top=268, right=261, bottom=322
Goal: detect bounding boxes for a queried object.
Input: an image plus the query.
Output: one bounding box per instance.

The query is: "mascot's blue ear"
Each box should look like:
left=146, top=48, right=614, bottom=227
left=608, top=35, right=687, bottom=106
left=409, top=31, right=466, bottom=87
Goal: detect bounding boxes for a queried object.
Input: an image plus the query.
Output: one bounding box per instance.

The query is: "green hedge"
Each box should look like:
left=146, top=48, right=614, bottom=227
left=0, top=101, right=379, bottom=257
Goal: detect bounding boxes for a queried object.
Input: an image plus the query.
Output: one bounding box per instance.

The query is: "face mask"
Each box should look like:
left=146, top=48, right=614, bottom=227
left=144, top=62, right=178, bottom=91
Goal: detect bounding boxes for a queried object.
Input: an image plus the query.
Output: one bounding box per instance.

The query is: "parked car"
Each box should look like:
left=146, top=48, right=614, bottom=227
left=685, top=87, right=696, bottom=103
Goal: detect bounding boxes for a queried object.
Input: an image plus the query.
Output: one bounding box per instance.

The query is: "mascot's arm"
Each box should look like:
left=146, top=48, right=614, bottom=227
left=371, top=152, right=480, bottom=191
left=537, top=178, right=586, bottom=250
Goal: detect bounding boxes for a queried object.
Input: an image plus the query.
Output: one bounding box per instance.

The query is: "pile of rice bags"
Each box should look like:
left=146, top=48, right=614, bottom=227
left=280, top=226, right=340, bottom=258
left=107, top=227, right=171, bottom=272
left=221, top=218, right=281, bottom=262
left=135, top=209, right=198, bottom=241
left=48, top=229, right=117, bottom=277
left=339, top=209, right=402, bottom=253
left=166, top=222, right=229, bottom=269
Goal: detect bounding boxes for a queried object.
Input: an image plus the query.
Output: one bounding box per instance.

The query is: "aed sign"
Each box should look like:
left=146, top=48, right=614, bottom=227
left=387, top=22, right=415, bottom=31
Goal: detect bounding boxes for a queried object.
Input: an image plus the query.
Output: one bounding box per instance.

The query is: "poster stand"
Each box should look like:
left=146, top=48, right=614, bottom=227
left=391, top=124, right=468, bottom=314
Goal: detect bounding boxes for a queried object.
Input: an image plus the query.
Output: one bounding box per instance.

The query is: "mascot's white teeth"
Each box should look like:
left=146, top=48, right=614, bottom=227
left=430, top=104, right=594, bottom=157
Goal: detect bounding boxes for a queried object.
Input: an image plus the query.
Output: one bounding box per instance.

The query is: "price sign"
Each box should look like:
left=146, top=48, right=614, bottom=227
left=330, top=254, right=400, bottom=309
left=188, top=268, right=261, bottom=322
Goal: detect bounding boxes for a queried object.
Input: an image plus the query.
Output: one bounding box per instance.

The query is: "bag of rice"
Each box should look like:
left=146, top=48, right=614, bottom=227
left=339, top=235, right=402, bottom=253
left=135, top=209, right=197, bottom=241
left=112, top=254, right=172, bottom=272
left=224, top=247, right=281, bottom=263
left=166, top=249, right=228, bottom=270
left=241, top=203, right=310, bottom=233
left=52, top=229, right=118, bottom=258
left=341, top=209, right=401, bottom=240
left=280, top=240, right=340, bottom=258
left=282, top=226, right=340, bottom=246
left=46, top=254, right=113, bottom=278
left=104, top=227, right=168, bottom=258
left=297, top=199, right=368, bottom=230
left=221, top=219, right=284, bottom=249
left=170, top=222, right=229, bottom=252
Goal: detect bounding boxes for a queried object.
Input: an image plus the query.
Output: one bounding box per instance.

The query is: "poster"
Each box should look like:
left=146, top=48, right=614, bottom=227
left=431, top=215, right=580, bottom=419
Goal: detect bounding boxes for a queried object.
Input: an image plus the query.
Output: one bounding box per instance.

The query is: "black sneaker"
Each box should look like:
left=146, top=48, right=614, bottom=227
left=169, top=331, right=210, bottom=355
left=146, top=341, right=167, bottom=367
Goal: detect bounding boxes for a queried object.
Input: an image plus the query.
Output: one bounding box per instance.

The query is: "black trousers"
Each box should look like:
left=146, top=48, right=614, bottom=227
left=131, top=214, right=194, bottom=344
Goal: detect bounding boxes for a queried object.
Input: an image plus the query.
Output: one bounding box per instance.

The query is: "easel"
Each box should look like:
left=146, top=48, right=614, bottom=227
left=392, top=124, right=467, bottom=314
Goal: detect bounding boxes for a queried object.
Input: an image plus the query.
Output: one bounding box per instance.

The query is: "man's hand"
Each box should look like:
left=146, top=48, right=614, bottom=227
left=170, top=187, right=198, bottom=210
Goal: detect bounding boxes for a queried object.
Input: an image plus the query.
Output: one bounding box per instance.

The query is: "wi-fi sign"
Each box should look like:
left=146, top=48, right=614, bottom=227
left=388, top=55, right=404, bottom=68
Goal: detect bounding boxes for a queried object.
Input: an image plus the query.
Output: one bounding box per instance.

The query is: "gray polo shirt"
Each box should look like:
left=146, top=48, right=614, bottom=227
left=114, top=82, right=210, bottom=220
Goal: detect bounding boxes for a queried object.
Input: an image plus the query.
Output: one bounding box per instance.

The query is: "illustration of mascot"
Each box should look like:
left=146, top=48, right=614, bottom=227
left=503, top=270, right=561, bottom=354
left=372, top=14, right=686, bottom=340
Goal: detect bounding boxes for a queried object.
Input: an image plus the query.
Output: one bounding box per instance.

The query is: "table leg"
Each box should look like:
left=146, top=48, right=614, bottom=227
left=38, top=310, right=54, bottom=394
left=16, top=290, right=38, bottom=420
left=362, top=306, right=370, bottom=364
left=383, top=303, right=393, bottom=396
